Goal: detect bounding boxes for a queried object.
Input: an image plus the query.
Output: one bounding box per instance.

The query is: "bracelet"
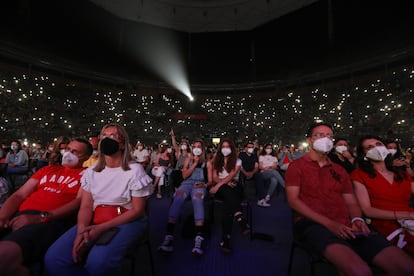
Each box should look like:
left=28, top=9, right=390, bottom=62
left=351, top=217, right=365, bottom=224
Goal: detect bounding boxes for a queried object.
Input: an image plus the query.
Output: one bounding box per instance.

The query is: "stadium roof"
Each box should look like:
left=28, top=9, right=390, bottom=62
left=90, top=0, right=318, bottom=33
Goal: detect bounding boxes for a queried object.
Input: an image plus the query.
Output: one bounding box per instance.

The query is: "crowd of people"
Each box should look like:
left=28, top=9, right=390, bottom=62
left=1, top=59, right=414, bottom=274
left=1, top=61, right=414, bottom=149
left=0, top=118, right=414, bottom=275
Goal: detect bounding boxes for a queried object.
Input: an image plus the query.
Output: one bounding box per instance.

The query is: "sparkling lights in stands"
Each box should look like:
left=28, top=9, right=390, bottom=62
left=0, top=66, right=413, bottom=147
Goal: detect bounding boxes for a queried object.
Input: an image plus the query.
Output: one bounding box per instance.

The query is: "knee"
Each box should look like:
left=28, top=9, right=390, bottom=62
left=44, top=247, right=57, bottom=267
left=392, top=258, right=414, bottom=276
left=176, top=189, right=186, bottom=195
left=174, top=190, right=186, bottom=200
left=86, top=253, right=118, bottom=275
left=342, top=263, right=372, bottom=276
left=0, top=242, right=20, bottom=272
left=192, top=192, right=205, bottom=200
left=401, top=262, right=414, bottom=275
left=269, top=177, right=278, bottom=185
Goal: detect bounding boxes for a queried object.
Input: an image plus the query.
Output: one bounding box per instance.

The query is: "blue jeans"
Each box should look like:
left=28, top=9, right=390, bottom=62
left=261, top=170, right=285, bottom=196
left=7, top=166, right=28, bottom=174
left=242, top=172, right=265, bottom=199
left=44, top=216, right=148, bottom=276
left=168, top=180, right=206, bottom=223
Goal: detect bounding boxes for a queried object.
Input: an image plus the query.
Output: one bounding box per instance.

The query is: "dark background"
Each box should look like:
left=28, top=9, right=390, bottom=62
left=1, top=0, right=413, bottom=84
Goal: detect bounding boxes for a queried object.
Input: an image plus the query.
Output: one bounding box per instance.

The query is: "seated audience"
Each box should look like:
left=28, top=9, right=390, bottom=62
left=352, top=135, right=414, bottom=254
left=286, top=123, right=414, bottom=275
left=0, top=138, right=92, bottom=275
left=159, top=140, right=209, bottom=256
left=328, top=137, right=356, bottom=173
left=239, top=142, right=268, bottom=207
left=5, top=141, right=28, bottom=174
left=277, top=145, right=296, bottom=172
left=133, top=141, right=149, bottom=168
left=0, top=167, right=8, bottom=207
left=170, top=129, right=191, bottom=189
left=385, top=139, right=413, bottom=176
left=83, top=134, right=100, bottom=168
left=151, top=143, right=174, bottom=199
left=44, top=124, right=152, bottom=276
left=259, top=143, right=285, bottom=202
left=47, top=136, right=71, bottom=166
left=210, top=139, right=250, bottom=254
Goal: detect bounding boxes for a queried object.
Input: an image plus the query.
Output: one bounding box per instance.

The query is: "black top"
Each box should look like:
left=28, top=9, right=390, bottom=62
left=238, top=152, right=258, bottom=172
left=328, top=152, right=355, bottom=173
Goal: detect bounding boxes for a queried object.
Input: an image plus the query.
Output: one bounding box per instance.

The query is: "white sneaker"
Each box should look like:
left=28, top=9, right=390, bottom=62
left=265, top=194, right=271, bottom=203
left=156, top=193, right=162, bottom=199
left=257, top=199, right=271, bottom=207
left=192, top=235, right=204, bottom=256
left=158, top=235, right=174, bottom=253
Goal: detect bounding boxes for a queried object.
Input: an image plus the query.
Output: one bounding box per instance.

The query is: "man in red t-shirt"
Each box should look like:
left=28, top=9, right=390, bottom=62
left=0, top=138, right=92, bottom=275
left=286, top=122, right=414, bottom=275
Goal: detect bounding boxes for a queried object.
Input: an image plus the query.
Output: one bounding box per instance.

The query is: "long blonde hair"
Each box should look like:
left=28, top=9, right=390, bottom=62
left=93, top=124, right=132, bottom=172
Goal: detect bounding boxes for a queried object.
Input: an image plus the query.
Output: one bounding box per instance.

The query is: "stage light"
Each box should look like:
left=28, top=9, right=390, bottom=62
left=126, top=27, right=193, bottom=101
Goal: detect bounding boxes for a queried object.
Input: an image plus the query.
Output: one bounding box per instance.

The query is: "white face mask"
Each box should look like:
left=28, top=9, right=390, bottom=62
left=265, top=149, right=272, bottom=154
left=192, top=148, right=202, bottom=156
left=180, top=145, right=188, bottom=151
left=60, top=149, right=66, bottom=155
left=11, top=145, right=18, bottom=151
left=365, top=146, right=390, bottom=161
left=221, top=148, right=232, bottom=157
left=137, top=146, right=143, bottom=150
left=312, top=137, right=333, bottom=153
left=388, top=149, right=397, bottom=156
left=335, top=145, right=348, bottom=154
left=247, top=148, right=254, bottom=154
left=166, top=148, right=172, bottom=153
left=61, top=151, right=79, bottom=167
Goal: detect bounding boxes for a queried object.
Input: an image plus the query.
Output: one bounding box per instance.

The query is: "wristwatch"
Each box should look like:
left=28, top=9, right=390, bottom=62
left=40, top=211, right=51, bottom=224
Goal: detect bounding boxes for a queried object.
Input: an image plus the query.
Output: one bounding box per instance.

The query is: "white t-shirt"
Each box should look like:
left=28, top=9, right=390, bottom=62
left=133, top=149, right=149, bottom=163
left=259, top=155, right=278, bottom=168
left=218, top=158, right=242, bottom=179
left=81, top=162, right=153, bottom=210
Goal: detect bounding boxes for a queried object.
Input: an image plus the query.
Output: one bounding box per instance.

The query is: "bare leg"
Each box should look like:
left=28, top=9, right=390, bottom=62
left=372, top=246, right=414, bottom=276
left=0, top=241, right=30, bottom=276
left=324, top=243, right=372, bottom=276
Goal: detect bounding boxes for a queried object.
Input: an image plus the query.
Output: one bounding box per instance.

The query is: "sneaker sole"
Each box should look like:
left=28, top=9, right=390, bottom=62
left=219, top=246, right=231, bottom=254
left=158, top=248, right=173, bottom=254
left=242, top=229, right=251, bottom=236
left=192, top=250, right=204, bottom=257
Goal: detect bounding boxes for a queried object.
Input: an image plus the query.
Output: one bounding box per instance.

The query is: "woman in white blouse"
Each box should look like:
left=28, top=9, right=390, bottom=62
left=45, top=124, right=152, bottom=276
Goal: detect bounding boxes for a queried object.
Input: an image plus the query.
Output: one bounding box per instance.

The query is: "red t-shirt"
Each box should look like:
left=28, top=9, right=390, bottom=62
left=19, top=165, right=85, bottom=212
left=351, top=168, right=414, bottom=253
left=285, top=154, right=354, bottom=226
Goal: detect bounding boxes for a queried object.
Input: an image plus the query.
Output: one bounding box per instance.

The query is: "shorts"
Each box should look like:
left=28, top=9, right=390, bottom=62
left=2, top=220, right=69, bottom=265
left=293, top=219, right=393, bottom=264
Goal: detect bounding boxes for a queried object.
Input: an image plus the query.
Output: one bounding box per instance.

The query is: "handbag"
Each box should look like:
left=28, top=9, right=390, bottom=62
left=386, top=219, right=414, bottom=248
left=93, top=205, right=128, bottom=225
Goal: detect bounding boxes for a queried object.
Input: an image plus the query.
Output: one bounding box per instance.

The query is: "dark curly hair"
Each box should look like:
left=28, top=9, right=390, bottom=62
left=355, top=135, right=405, bottom=182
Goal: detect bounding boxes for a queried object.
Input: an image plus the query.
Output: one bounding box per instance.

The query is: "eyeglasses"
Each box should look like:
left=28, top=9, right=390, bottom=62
left=312, top=133, right=334, bottom=139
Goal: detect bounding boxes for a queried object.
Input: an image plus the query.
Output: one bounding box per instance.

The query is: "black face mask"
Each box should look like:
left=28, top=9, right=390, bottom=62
left=100, top=137, right=120, bottom=156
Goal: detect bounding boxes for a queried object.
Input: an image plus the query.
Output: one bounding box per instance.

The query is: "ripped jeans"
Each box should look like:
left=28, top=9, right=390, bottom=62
left=168, top=180, right=206, bottom=223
